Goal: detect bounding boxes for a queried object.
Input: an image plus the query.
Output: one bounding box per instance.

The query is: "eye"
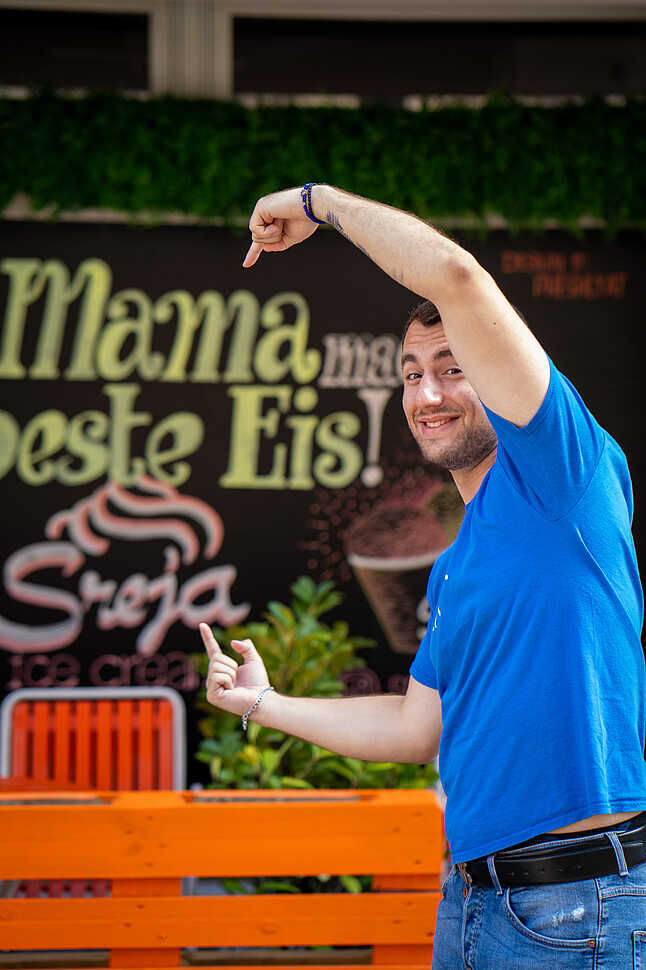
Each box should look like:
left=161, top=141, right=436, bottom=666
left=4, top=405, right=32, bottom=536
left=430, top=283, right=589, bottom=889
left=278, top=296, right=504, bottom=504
left=404, top=370, right=421, bottom=382
left=445, top=367, right=462, bottom=376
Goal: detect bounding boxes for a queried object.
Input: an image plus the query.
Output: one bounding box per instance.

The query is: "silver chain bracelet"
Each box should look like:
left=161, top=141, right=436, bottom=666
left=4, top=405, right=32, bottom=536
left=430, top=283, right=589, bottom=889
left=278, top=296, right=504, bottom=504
left=241, top=686, right=275, bottom=731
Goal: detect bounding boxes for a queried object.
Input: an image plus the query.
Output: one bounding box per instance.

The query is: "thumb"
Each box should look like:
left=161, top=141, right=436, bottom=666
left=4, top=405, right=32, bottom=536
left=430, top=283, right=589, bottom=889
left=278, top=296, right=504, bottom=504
left=199, top=622, right=222, bottom=661
left=230, top=637, right=263, bottom=663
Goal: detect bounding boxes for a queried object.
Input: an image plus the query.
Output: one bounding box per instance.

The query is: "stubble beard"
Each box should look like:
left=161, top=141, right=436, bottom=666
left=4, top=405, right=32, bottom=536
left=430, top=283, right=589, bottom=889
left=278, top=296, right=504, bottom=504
left=412, top=419, right=498, bottom=471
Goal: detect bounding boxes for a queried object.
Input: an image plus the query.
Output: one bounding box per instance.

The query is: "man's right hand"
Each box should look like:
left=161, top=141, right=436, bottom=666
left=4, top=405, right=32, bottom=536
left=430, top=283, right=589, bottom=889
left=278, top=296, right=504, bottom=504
left=243, top=187, right=321, bottom=267
left=200, top=622, right=271, bottom=716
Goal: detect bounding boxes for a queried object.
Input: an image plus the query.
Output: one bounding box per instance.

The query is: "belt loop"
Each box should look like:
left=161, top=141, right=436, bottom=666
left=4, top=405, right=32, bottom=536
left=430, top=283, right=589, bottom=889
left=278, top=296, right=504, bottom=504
left=486, top=853, right=504, bottom=895
left=457, top=862, right=473, bottom=888
left=606, top=831, right=629, bottom=877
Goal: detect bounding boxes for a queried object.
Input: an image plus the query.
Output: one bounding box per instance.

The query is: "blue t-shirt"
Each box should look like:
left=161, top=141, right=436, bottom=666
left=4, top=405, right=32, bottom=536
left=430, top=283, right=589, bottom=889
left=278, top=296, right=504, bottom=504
left=410, top=358, right=646, bottom=863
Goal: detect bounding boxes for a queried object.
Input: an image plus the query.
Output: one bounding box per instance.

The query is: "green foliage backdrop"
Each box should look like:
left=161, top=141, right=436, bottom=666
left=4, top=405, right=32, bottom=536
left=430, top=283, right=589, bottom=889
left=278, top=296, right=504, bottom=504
left=1, top=92, right=645, bottom=231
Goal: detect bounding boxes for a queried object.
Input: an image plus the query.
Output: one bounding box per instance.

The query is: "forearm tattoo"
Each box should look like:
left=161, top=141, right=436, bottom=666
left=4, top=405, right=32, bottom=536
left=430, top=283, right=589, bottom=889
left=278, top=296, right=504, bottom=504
left=326, top=205, right=409, bottom=287
left=326, top=210, right=372, bottom=260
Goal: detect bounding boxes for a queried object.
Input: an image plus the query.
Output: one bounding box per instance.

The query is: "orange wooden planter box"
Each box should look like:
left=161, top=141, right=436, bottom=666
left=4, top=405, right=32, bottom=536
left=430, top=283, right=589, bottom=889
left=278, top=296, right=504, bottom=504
left=0, top=788, right=444, bottom=970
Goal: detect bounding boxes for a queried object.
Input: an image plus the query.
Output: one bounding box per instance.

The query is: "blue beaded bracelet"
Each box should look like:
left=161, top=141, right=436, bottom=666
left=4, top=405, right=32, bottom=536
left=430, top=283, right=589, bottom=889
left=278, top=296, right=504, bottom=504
left=301, top=183, right=326, bottom=225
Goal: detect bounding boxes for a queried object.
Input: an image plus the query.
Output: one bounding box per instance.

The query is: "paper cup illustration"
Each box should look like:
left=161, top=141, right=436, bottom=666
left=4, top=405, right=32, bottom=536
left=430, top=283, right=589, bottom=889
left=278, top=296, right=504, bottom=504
left=344, top=502, right=449, bottom=655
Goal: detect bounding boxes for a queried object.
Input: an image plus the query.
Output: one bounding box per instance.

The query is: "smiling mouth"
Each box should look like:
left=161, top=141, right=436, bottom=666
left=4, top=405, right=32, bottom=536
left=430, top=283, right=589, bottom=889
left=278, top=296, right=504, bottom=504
left=420, top=416, right=457, bottom=430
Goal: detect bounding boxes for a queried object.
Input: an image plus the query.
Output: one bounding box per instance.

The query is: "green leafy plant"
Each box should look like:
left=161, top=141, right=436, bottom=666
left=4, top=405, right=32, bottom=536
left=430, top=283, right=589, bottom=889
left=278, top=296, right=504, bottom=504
left=194, top=575, right=439, bottom=792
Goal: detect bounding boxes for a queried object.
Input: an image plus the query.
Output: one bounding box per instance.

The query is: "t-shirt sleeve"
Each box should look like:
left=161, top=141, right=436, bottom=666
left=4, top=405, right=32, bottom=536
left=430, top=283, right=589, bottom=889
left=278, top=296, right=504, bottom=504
left=483, top=358, right=607, bottom=520
left=409, top=617, right=438, bottom=690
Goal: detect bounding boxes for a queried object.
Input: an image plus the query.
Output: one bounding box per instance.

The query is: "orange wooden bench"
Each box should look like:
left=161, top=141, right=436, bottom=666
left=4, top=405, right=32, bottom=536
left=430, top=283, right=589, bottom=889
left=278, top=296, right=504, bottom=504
left=0, top=788, right=444, bottom=970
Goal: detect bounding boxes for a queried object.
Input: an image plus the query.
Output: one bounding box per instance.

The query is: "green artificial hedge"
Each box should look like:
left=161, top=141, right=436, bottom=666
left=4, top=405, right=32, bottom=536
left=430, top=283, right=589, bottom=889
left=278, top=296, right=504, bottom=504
left=1, top=91, right=645, bottom=232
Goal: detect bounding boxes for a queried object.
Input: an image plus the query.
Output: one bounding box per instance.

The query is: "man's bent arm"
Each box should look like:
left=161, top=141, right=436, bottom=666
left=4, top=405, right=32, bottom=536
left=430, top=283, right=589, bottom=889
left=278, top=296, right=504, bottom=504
left=252, top=676, right=441, bottom=765
left=245, top=184, right=550, bottom=427
left=202, top=623, right=441, bottom=764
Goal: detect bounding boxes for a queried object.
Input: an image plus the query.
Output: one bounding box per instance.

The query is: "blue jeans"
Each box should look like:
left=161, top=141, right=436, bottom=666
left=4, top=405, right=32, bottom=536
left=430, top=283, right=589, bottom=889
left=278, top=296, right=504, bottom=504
left=433, top=836, right=646, bottom=968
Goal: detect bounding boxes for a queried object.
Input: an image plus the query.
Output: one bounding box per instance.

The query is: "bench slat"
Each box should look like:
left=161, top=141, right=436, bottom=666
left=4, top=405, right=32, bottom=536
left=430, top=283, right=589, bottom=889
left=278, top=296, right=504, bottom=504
left=0, top=892, right=439, bottom=949
left=0, top=958, right=430, bottom=970
left=0, top=793, right=442, bottom=880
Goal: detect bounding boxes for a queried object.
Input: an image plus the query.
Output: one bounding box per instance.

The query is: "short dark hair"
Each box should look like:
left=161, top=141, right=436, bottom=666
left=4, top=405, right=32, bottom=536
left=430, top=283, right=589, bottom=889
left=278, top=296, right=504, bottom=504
left=402, top=298, right=529, bottom=343
left=402, top=300, right=442, bottom=342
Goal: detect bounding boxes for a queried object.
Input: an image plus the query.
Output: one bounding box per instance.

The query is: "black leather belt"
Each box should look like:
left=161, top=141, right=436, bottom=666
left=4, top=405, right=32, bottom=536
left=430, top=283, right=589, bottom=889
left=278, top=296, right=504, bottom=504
left=458, top=818, right=646, bottom=888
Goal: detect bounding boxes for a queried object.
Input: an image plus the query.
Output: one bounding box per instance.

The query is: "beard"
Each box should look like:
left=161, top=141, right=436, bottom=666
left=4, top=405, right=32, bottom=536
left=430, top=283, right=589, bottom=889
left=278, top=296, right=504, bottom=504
left=412, top=415, right=498, bottom=471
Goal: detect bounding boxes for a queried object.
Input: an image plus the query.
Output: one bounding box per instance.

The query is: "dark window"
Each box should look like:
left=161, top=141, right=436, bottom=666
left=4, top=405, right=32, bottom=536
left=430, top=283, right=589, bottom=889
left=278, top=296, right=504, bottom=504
left=234, top=19, right=646, bottom=100
left=0, top=8, right=148, bottom=91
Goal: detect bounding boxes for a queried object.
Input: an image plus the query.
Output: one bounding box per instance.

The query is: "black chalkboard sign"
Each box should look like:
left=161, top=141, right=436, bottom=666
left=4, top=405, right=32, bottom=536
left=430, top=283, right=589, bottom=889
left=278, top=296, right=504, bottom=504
left=1, top=220, right=643, bottom=783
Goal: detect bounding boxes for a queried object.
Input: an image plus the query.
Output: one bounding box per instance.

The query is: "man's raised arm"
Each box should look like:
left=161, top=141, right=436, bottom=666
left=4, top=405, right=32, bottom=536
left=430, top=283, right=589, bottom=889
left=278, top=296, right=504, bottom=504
left=244, top=184, right=550, bottom=427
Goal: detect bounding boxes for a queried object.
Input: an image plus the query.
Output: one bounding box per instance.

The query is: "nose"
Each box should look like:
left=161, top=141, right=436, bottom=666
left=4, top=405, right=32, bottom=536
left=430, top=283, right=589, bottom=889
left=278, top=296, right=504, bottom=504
left=416, top=373, right=444, bottom=406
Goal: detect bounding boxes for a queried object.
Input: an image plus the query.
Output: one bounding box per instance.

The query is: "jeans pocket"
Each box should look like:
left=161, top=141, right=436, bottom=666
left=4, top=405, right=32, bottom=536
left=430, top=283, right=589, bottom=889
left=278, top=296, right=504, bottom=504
left=504, top=880, right=598, bottom=947
left=635, top=930, right=646, bottom=969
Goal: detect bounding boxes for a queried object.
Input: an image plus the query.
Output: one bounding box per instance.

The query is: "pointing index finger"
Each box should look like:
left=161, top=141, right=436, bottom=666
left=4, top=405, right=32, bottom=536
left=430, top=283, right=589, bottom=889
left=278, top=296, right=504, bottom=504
left=243, top=241, right=263, bottom=268
left=199, top=622, right=222, bottom=660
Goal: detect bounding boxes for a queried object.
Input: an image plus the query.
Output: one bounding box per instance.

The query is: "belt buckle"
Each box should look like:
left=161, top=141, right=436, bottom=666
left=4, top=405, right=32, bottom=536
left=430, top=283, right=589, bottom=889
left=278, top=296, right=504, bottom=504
left=457, top=861, right=473, bottom=887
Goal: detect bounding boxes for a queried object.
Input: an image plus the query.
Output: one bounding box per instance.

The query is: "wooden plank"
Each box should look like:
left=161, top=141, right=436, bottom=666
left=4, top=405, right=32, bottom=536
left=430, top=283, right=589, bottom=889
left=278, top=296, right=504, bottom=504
left=0, top=951, right=430, bottom=970
left=32, top=703, right=50, bottom=779
left=372, top=875, right=439, bottom=890
left=74, top=702, right=92, bottom=787
left=10, top=701, right=30, bottom=776
left=0, top=791, right=443, bottom=880
left=137, top=702, right=154, bottom=791
left=111, top=877, right=182, bottom=969
left=0, top=837, right=441, bottom=879
left=372, top=946, right=434, bottom=966
left=116, top=701, right=134, bottom=790
left=112, top=878, right=182, bottom=897
left=53, top=702, right=72, bottom=784
left=0, top=892, right=439, bottom=950
left=96, top=702, right=113, bottom=790
left=156, top=702, right=174, bottom=790
left=0, top=797, right=439, bottom=839
left=111, top=949, right=179, bottom=969
left=0, top=789, right=429, bottom=806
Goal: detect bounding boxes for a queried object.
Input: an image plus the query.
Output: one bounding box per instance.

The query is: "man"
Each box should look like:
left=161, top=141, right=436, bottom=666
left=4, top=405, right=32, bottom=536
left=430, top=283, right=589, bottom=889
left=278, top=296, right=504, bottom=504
left=201, top=184, right=646, bottom=968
